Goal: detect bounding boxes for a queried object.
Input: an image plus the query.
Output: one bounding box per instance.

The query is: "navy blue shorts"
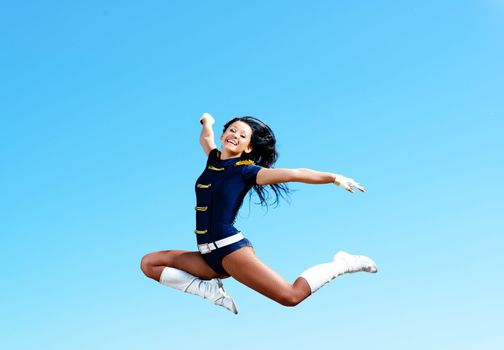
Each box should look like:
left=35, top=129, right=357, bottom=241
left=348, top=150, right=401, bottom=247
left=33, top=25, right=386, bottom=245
left=200, top=238, right=253, bottom=276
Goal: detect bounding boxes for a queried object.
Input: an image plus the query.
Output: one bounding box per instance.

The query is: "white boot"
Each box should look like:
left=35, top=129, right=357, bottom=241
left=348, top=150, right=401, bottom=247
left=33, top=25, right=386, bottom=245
left=333, top=251, right=378, bottom=275
left=300, top=251, right=378, bottom=293
left=159, top=267, right=238, bottom=314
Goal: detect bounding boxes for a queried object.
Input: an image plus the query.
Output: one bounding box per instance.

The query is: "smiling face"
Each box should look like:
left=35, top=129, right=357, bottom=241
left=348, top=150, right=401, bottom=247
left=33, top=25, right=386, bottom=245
left=220, top=121, right=253, bottom=158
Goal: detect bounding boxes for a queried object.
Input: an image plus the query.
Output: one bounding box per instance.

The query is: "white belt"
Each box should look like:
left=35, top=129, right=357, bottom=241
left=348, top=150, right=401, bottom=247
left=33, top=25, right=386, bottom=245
left=198, top=232, right=244, bottom=255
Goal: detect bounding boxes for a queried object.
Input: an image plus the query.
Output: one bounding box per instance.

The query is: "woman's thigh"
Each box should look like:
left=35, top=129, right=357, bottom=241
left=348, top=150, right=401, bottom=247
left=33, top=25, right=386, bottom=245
left=221, top=247, right=310, bottom=305
left=142, top=250, right=226, bottom=281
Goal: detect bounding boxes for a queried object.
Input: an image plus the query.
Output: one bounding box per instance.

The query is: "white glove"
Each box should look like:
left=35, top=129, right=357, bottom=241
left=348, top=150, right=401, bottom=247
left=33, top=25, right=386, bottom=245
left=333, top=174, right=366, bottom=193
left=200, top=112, right=215, bottom=126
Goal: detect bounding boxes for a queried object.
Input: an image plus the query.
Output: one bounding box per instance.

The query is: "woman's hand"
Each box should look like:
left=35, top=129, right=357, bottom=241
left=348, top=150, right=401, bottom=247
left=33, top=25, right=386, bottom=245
left=200, top=112, right=215, bottom=126
left=333, top=174, right=366, bottom=193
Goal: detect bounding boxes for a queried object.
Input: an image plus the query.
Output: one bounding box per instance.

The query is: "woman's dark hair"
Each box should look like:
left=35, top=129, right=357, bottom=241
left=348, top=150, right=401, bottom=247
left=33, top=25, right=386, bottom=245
left=223, top=116, right=291, bottom=207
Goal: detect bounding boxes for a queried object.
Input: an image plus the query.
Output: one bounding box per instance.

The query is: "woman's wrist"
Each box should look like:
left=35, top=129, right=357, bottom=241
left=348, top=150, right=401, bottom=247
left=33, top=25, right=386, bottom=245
left=332, top=173, right=342, bottom=186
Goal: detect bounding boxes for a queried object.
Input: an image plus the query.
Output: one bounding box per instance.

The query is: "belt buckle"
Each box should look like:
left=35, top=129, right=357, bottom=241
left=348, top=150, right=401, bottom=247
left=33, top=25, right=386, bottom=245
left=200, top=243, right=210, bottom=254
left=199, top=243, right=214, bottom=254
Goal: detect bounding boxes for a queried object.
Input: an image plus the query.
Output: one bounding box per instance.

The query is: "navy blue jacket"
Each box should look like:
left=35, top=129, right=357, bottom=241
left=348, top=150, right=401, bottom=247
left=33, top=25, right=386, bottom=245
left=194, top=148, right=262, bottom=244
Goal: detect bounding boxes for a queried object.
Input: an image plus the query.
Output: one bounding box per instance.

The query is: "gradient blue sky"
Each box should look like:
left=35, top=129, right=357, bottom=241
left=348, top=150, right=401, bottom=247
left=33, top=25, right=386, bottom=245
left=1, top=1, right=503, bottom=349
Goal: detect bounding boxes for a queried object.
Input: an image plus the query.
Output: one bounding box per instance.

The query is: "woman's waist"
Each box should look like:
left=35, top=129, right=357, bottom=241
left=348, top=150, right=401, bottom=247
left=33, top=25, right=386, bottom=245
left=195, top=225, right=240, bottom=243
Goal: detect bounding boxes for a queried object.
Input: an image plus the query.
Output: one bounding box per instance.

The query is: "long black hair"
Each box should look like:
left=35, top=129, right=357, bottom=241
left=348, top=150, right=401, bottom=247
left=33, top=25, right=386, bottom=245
left=223, top=116, right=291, bottom=207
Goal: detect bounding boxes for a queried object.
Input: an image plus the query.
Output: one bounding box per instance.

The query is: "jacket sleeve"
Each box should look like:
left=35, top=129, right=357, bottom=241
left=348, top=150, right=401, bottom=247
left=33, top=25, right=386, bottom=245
left=241, top=164, right=262, bottom=185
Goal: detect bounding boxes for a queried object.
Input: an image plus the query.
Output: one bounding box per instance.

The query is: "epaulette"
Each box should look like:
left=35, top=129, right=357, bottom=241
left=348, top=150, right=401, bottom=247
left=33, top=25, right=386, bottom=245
left=234, top=159, right=255, bottom=166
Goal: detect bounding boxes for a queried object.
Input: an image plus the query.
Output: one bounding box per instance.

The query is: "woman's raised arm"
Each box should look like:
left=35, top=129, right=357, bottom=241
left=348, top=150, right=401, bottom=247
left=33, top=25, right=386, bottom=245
left=199, top=113, right=217, bottom=156
left=256, top=168, right=366, bottom=193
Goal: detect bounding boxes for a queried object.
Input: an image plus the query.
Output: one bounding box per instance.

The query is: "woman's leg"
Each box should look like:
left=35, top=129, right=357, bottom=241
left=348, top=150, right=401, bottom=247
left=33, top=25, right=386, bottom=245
left=221, top=247, right=311, bottom=307
left=221, top=247, right=378, bottom=307
left=140, top=250, right=238, bottom=314
left=140, top=250, right=225, bottom=281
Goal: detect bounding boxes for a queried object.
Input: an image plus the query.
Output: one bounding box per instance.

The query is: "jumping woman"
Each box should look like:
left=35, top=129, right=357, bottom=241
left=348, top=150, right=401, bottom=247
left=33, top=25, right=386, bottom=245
left=140, top=113, right=377, bottom=314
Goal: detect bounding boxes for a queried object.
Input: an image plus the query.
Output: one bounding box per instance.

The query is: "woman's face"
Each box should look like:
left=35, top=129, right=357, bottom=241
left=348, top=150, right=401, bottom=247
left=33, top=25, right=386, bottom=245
left=220, top=121, right=253, bottom=156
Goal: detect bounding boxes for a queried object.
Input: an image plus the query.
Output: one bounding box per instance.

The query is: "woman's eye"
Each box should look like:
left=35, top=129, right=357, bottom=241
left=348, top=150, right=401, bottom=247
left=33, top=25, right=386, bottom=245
left=240, top=135, right=246, bottom=139
left=230, top=128, right=236, bottom=132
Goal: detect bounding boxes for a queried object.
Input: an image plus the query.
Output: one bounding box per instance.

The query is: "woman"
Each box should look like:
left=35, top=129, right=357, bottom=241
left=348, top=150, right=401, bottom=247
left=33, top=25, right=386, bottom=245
left=140, top=113, right=377, bottom=314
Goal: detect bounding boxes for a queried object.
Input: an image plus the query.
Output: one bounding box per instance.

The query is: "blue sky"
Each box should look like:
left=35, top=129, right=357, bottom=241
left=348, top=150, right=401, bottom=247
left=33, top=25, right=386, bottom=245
left=1, top=1, right=503, bottom=349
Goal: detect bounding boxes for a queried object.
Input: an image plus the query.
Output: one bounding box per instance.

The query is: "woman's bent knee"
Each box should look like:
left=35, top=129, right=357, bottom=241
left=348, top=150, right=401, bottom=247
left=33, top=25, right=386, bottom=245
left=140, top=251, right=177, bottom=280
left=276, top=291, right=303, bottom=307
left=141, top=252, right=163, bottom=279
left=140, top=254, right=153, bottom=277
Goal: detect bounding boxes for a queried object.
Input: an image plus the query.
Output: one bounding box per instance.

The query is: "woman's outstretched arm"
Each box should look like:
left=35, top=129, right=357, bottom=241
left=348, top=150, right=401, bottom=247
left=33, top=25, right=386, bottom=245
left=256, top=168, right=366, bottom=193
left=199, top=113, right=217, bottom=155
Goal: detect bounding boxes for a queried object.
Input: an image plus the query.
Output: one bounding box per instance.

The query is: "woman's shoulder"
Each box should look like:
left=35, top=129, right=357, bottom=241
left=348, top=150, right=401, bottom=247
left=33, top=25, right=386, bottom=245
left=234, top=159, right=262, bottom=184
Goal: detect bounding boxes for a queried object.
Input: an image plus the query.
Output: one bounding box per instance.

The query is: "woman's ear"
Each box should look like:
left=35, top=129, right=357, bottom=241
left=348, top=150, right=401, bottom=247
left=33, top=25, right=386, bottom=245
left=244, top=145, right=253, bottom=154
